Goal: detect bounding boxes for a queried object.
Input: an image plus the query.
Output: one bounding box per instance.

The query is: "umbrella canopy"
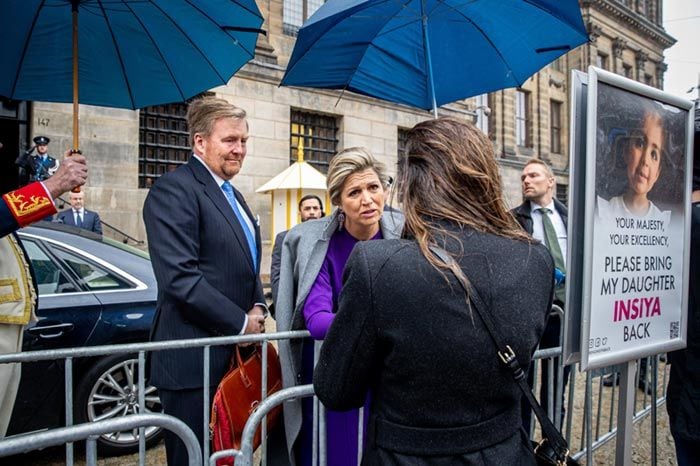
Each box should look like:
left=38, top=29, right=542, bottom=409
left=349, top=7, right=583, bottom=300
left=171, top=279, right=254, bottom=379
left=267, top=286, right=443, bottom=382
left=0, top=0, right=263, bottom=110
left=282, top=0, right=588, bottom=115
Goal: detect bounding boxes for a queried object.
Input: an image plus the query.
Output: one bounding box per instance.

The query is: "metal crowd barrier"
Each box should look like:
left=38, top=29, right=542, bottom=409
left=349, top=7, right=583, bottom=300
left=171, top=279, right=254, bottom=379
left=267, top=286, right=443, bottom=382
left=0, top=330, right=310, bottom=466
left=0, top=318, right=670, bottom=466
left=0, top=414, right=201, bottom=466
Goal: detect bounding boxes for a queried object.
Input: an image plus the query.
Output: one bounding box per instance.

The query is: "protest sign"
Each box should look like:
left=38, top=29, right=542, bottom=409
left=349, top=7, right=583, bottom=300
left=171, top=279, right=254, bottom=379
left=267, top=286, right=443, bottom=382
left=580, top=67, right=694, bottom=370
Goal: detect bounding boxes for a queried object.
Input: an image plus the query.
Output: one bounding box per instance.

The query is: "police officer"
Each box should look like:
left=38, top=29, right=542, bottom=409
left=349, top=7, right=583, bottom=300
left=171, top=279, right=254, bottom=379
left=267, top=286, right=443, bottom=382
left=29, top=136, right=60, bottom=182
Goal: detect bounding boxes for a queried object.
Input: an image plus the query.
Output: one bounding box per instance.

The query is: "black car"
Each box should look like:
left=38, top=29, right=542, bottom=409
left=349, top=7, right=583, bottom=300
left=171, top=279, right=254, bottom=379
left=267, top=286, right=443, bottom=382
left=6, top=222, right=161, bottom=455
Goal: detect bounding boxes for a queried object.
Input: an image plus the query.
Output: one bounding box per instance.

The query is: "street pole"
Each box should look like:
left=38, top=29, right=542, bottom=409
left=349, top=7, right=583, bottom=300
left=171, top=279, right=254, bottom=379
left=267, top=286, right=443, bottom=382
left=615, top=360, right=636, bottom=466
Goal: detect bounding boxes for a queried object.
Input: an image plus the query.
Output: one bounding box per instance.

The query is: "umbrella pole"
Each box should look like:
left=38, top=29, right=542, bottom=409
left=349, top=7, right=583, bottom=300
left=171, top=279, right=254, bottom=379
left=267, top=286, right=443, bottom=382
left=71, top=1, right=81, bottom=192
left=420, top=1, right=438, bottom=119
left=72, top=1, right=79, bottom=151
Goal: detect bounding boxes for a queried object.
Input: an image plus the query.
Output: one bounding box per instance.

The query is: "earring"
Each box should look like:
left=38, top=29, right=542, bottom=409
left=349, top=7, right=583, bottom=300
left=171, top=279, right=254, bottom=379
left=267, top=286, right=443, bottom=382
left=337, top=210, right=345, bottom=231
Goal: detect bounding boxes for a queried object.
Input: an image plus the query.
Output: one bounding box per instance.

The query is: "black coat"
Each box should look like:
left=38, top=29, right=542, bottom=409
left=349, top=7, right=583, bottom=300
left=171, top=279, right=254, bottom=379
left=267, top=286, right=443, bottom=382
left=314, top=226, right=554, bottom=465
left=511, top=198, right=568, bottom=235
left=143, top=157, right=264, bottom=390
left=666, top=201, right=700, bottom=441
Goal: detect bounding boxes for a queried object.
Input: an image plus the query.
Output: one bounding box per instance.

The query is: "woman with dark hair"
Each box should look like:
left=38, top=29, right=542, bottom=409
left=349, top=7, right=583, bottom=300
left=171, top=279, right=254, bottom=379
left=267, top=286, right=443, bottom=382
left=313, top=117, right=554, bottom=464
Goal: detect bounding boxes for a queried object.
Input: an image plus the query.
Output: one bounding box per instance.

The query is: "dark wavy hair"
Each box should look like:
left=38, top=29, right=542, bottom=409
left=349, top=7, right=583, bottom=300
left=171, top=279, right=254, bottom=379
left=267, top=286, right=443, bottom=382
left=398, top=117, right=531, bottom=279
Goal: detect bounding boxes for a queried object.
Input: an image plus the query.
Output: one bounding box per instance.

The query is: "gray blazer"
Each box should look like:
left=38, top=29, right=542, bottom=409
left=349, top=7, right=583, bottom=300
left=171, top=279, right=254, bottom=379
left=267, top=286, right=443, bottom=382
left=275, top=209, right=404, bottom=465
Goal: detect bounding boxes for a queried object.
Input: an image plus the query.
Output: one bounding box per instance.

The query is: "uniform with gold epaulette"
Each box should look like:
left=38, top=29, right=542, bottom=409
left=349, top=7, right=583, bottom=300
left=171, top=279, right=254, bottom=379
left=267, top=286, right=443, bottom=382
left=0, top=181, right=55, bottom=438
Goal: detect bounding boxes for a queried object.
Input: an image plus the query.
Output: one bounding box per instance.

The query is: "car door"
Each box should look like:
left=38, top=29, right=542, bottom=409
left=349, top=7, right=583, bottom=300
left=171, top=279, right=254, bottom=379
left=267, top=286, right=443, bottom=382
left=7, top=236, right=102, bottom=435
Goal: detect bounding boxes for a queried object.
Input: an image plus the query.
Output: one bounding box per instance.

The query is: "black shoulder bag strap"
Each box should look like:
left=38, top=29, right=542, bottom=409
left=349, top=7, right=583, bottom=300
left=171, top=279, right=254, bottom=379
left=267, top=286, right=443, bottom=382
left=429, top=246, right=571, bottom=465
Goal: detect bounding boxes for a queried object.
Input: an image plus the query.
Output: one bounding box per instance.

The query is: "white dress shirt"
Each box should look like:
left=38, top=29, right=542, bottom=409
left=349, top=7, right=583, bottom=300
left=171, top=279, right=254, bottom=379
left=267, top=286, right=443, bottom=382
left=529, top=200, right=567, bottom=267
left=73, top=208, right=84, bottom=225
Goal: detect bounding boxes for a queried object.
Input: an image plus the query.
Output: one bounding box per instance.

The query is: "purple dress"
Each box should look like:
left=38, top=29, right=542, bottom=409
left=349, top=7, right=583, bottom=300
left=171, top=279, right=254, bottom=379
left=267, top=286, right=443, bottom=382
left=298, top=228, right=380, bottom=466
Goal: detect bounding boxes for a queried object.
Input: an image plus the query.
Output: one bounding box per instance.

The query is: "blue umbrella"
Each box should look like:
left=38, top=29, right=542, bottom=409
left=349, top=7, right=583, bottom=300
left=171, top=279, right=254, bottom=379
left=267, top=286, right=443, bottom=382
left=0, top=0, right=264, bottom=149
left=282, top=0, right=588, bottom=117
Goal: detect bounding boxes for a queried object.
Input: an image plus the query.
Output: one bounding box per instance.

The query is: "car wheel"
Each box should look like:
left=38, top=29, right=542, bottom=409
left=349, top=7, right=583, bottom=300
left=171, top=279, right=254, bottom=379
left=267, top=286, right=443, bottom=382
left=75, top=353, right=163, bottom=455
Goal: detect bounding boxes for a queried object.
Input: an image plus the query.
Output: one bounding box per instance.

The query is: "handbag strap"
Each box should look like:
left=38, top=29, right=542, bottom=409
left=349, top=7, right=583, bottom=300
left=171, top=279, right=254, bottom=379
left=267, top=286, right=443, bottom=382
left=429, top=246, right=569, bottom=459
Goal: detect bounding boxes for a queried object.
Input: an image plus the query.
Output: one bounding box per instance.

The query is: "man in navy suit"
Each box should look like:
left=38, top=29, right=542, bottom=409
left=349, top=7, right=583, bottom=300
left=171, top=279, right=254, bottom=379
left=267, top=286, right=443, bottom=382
left=56, top=191, right=102, bottom=235
left=143, top=97, right=267, bottom=466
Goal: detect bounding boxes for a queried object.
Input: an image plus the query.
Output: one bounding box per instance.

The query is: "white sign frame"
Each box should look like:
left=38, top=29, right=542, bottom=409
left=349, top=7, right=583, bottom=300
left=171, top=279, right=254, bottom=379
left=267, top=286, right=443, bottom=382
left=580, top=66, right=694, bottom=371
left=562, top=70, right=588, bottom=365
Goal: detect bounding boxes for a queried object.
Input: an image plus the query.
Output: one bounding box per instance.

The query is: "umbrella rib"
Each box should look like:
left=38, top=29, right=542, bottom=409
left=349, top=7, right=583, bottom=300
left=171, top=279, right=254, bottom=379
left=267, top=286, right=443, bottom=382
left=523, top=0, right=587, bottom=37
left=343, top=0, right=425, bottom=104
left=10, top=0, right=47, bottom=97
left=283, top=0, right=403, bottom=82
left=183, top=0, right=261, bottom=62
left=441, top=0, right=523, bottom=85
left=121, top=0, right=187, bottom=105
left=98, top=1, right=138, bottom=109
left=150, top=0, right=229, bottom=85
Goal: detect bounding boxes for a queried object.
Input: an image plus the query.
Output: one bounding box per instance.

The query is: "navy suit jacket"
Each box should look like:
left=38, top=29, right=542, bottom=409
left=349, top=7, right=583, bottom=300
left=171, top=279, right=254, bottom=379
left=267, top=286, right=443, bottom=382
left=511, top=198, right=568, bottom=235
left=143, top=156, right=264, bottom=390
left=56, top=208, right=102, bottom=235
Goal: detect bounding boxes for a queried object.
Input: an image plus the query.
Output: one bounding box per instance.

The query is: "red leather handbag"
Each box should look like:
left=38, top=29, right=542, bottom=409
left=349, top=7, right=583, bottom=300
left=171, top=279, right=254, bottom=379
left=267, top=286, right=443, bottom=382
left=210, top=343, right=283, bottom=466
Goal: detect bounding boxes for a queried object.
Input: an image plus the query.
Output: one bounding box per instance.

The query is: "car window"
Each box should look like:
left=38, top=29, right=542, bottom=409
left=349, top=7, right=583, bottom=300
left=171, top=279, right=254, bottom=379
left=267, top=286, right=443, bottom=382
left=21, top=240, right=78, bottom=295
left=102, top=236, right=150, bottom=260
left=52, top=247, right=132, bottom=290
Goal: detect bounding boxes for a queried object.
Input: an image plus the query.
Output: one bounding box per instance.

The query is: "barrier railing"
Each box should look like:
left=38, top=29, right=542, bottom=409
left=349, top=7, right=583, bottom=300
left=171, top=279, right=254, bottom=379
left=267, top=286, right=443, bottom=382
left=0, top=330, right=309, bottom=466
left=0, top=320, right=669, bottom=465
left=0, top=414, right=201, bottom=466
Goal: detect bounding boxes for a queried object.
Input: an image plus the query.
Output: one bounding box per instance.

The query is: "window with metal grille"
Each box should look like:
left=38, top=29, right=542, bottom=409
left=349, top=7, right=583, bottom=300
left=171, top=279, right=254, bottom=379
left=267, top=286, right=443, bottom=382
left=290, top=110, right=338, bottom=173
left=623, top=63, right=633, bottom=78
left=515, top=90, right=531, bottom=148
left=283, top=0, right=325, bottom=36
left=487, top=93, right=497, bottom=141
left=397, top=128, right=410, bottom=158
left=138, top=102, right=190, bottom=188
left=550, top=100, right=562, bottom=154
left=596, top=53, right=609, bottom=70
left=556, top=183, right=569, bottom=205
left=551, top=57, right=563, bottom=72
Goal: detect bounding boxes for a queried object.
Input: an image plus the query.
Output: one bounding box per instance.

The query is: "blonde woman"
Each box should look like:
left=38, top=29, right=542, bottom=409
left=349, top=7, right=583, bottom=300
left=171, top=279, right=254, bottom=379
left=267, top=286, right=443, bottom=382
left=274, top=147, right=404, bottom=466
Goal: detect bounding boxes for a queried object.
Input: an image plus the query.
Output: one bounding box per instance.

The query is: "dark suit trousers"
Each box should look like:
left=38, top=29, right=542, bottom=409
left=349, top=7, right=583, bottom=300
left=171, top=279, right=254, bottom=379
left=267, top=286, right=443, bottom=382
left=522, top=313, right=571, bottom=433
left=159, top=387, right=217, bottom=466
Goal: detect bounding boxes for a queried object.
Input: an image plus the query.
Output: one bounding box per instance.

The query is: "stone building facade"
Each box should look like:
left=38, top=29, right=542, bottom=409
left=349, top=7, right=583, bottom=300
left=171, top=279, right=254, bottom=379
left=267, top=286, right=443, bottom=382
left=0, top=0, right=674, bottom=278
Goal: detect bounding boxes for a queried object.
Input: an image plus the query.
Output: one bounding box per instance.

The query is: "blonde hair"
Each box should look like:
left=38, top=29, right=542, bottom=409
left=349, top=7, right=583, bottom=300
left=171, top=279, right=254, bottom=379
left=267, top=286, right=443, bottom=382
left=186, top=97, right=247, bottom=146
left=327, top=147, right=388, bottom=206
left=523, top=158, right=555, bottom=178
